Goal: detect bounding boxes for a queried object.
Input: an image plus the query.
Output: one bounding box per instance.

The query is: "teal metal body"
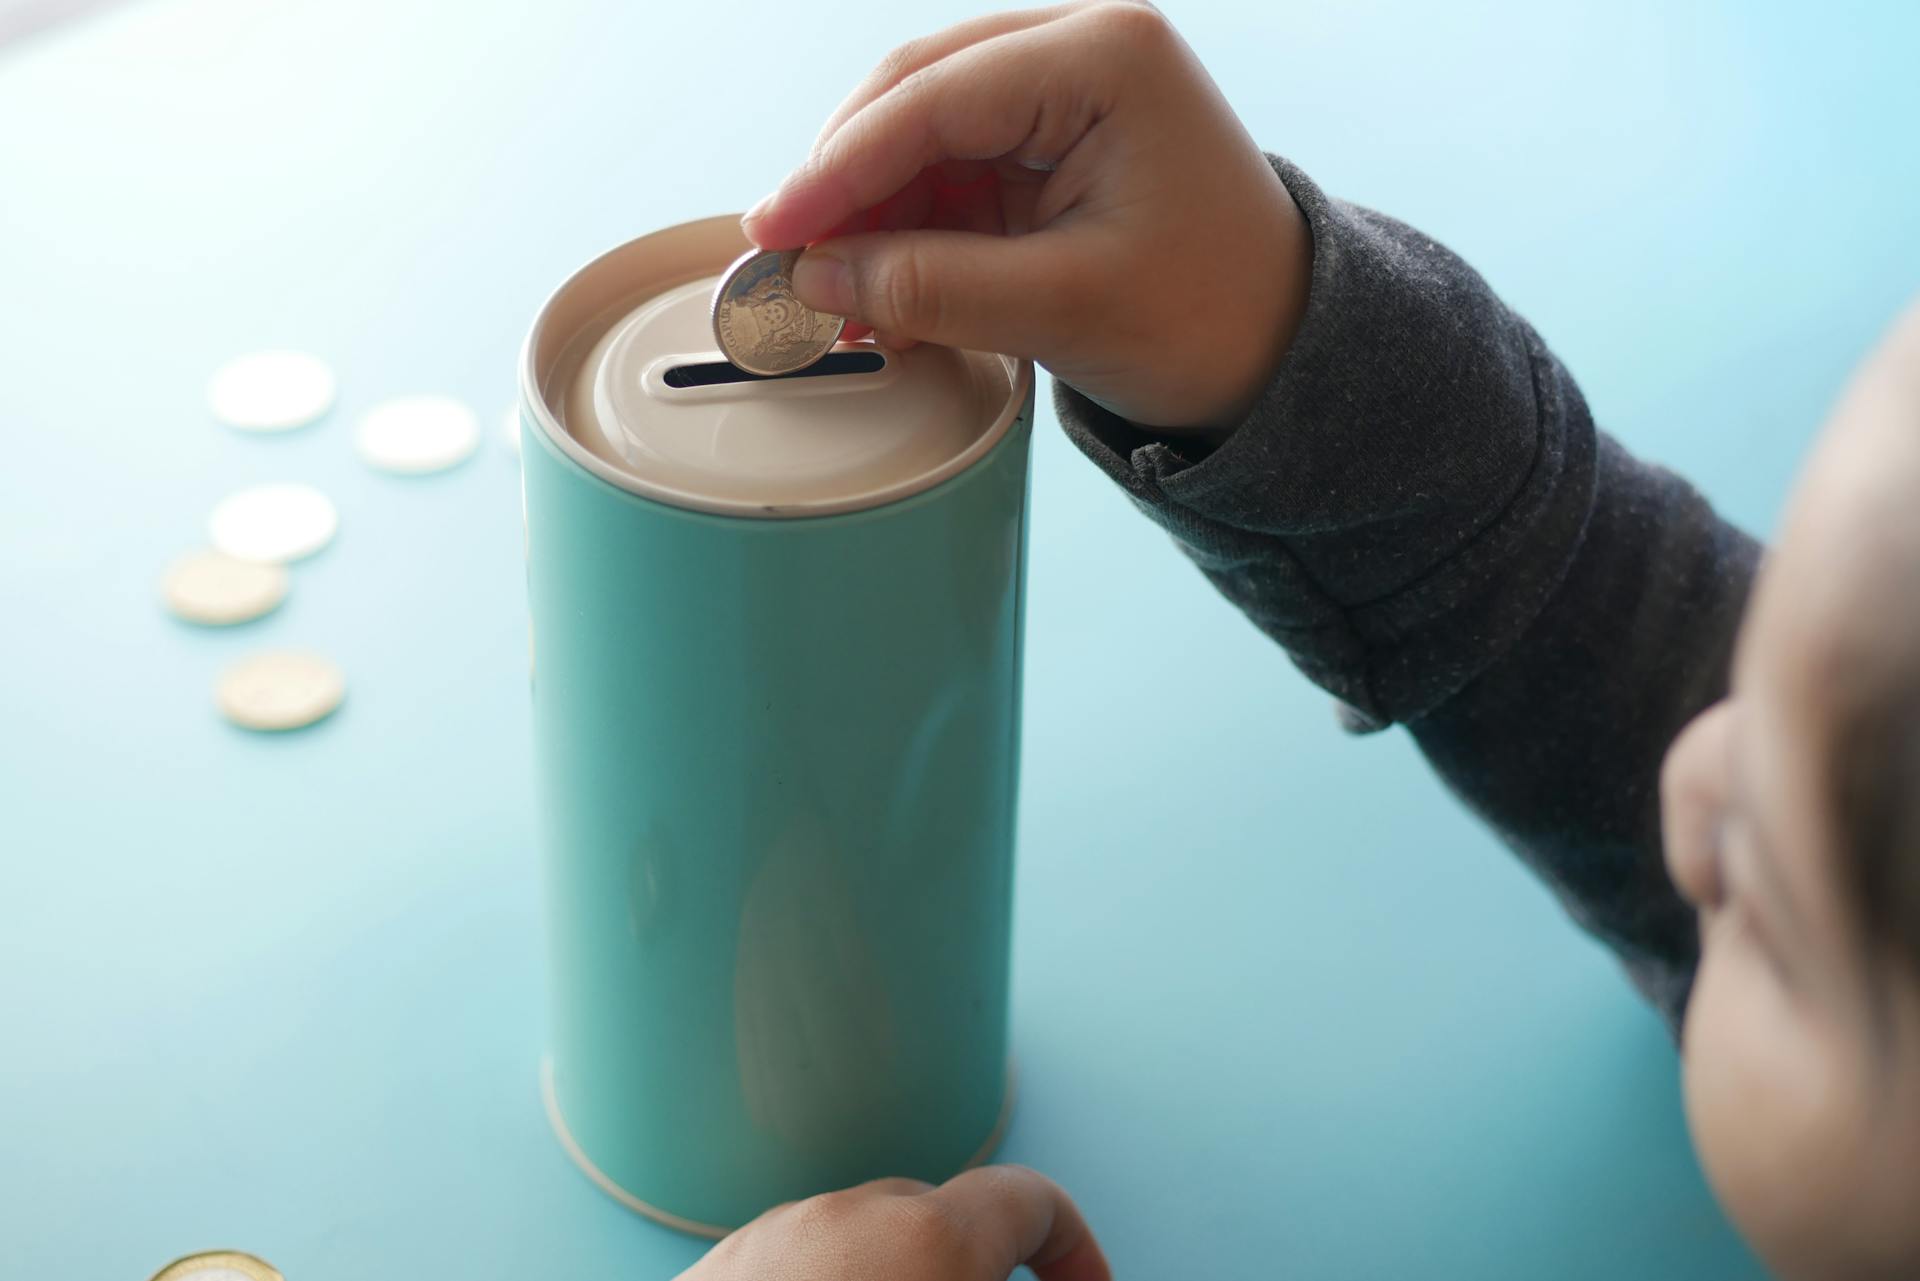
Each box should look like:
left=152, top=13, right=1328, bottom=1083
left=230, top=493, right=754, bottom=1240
left=520, top=387, right=1033, bottom=1234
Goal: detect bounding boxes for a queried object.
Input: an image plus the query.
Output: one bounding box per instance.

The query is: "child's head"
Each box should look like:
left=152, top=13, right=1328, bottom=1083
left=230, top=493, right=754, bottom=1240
left=1661, top=301, right=1920, bottom=1280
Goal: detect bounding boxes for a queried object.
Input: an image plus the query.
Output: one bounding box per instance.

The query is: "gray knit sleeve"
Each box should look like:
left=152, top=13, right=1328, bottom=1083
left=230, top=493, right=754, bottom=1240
left=1055, top=155, right=1760, bottom=1027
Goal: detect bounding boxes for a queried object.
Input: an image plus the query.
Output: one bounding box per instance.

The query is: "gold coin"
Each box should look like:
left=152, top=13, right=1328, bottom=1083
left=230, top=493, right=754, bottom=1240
left=710, top=247, right=845, bottom=376
left=162, top=551, right=288, bottom=626
left=216, top=651, right=345, bottom=732
left=148, top=1250, right=285, bottom=1281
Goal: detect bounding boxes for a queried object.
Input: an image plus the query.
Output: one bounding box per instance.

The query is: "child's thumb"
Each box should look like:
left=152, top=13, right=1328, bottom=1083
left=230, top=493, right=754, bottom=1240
left=790, top=228, right=1076, bottom=359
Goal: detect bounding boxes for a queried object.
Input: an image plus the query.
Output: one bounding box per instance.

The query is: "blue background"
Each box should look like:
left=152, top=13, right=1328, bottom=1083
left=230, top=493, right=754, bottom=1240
left=3, top=1, right=1917, bottom=1276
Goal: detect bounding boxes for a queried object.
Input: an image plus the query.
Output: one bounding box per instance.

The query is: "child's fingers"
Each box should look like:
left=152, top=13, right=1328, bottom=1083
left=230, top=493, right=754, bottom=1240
left=789, top=226, right=1087, bottom=358
left=745, top=19, right=1115, bottom=250
left=808, top=5, right=1071, bottom=155
left=929, top=1165, right=1111, bottom=1281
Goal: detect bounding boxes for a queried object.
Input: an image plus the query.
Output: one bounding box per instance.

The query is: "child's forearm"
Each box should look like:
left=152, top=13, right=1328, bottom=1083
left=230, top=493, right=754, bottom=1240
left=1409, top=439, right=1756, bottom=1026
left=1060, top=156, right=1605, bottom=723
left=1057, top=155, right=1759, bottom=1027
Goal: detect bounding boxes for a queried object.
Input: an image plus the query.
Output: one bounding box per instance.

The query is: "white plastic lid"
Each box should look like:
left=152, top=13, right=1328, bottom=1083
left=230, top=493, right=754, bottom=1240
left=525, top=217, right=1029, bottom=518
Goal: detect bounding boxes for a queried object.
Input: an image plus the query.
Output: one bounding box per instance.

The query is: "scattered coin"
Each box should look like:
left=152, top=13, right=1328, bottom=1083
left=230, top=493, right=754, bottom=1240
left=207, top=350, right=336, bottom=432
left=148, top=1249, right=285, bottom=1281
left=216, top=651, right=345, bottom=732
left=208, top=482, right=338, bottom=564
left=355, top=395, right=480, bottom=474
left=710, top=248, right=844, bottom=376
left=162, top=550, right=288, bottom=625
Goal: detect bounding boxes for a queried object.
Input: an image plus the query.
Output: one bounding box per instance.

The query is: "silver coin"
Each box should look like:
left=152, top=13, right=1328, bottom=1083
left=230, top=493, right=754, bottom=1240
left=207, top=350, right=335, bottom=432
left=710, top=248, right=845, bottom=376
left=355, top=394, right=479, bottom=474
left=207, top=482, right=338, bottom=564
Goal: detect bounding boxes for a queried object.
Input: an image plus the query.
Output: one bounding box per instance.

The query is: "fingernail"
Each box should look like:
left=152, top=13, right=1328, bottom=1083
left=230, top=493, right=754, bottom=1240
left=741, top=191, right=776, bottom=229
left=791, top=248, right=852, bottom=316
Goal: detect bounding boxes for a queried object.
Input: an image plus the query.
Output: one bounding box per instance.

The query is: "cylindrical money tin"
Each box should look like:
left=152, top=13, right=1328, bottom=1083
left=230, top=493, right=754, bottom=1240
left=518, top=216, right=1034, bottom=1236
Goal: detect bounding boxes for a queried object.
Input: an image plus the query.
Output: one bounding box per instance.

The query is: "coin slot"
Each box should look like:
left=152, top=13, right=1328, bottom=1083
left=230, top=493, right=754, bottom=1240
left=663, top=350, right=887, bottom=388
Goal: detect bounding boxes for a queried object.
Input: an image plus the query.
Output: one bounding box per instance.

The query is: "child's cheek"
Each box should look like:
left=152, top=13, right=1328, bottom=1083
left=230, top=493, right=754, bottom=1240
left=1683, top=945, right=1863, bottom=1280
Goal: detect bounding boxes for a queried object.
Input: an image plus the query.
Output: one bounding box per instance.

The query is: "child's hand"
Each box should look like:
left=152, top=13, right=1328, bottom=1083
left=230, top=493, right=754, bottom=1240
left=742, top=1, right=1310, bottom=431
left=675, top=1168, right=1109, bottom=1281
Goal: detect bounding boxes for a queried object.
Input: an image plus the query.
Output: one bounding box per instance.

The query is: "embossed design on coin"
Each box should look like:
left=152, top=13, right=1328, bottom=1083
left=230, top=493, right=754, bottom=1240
left=710, top=248, right=845, bottom=376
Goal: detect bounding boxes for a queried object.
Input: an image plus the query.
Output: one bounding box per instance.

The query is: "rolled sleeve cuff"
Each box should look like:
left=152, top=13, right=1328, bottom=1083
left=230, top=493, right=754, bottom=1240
left=1056, top=154, right=1598, bottom=726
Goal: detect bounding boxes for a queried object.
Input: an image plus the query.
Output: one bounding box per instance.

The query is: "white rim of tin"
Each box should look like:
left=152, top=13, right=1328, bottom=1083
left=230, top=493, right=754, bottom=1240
left=518, top=215, right=1033, bottom=520
left=539, top=1054, right=1018, bottom=1238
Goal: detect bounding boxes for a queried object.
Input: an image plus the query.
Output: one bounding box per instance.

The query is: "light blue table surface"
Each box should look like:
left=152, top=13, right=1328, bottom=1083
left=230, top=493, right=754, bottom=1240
left=3, top=1, right=1917, bottom=1276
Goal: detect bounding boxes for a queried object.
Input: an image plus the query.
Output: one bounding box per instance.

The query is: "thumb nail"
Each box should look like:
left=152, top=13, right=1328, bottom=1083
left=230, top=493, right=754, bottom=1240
left=791, top=248, right=853, bottom=317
